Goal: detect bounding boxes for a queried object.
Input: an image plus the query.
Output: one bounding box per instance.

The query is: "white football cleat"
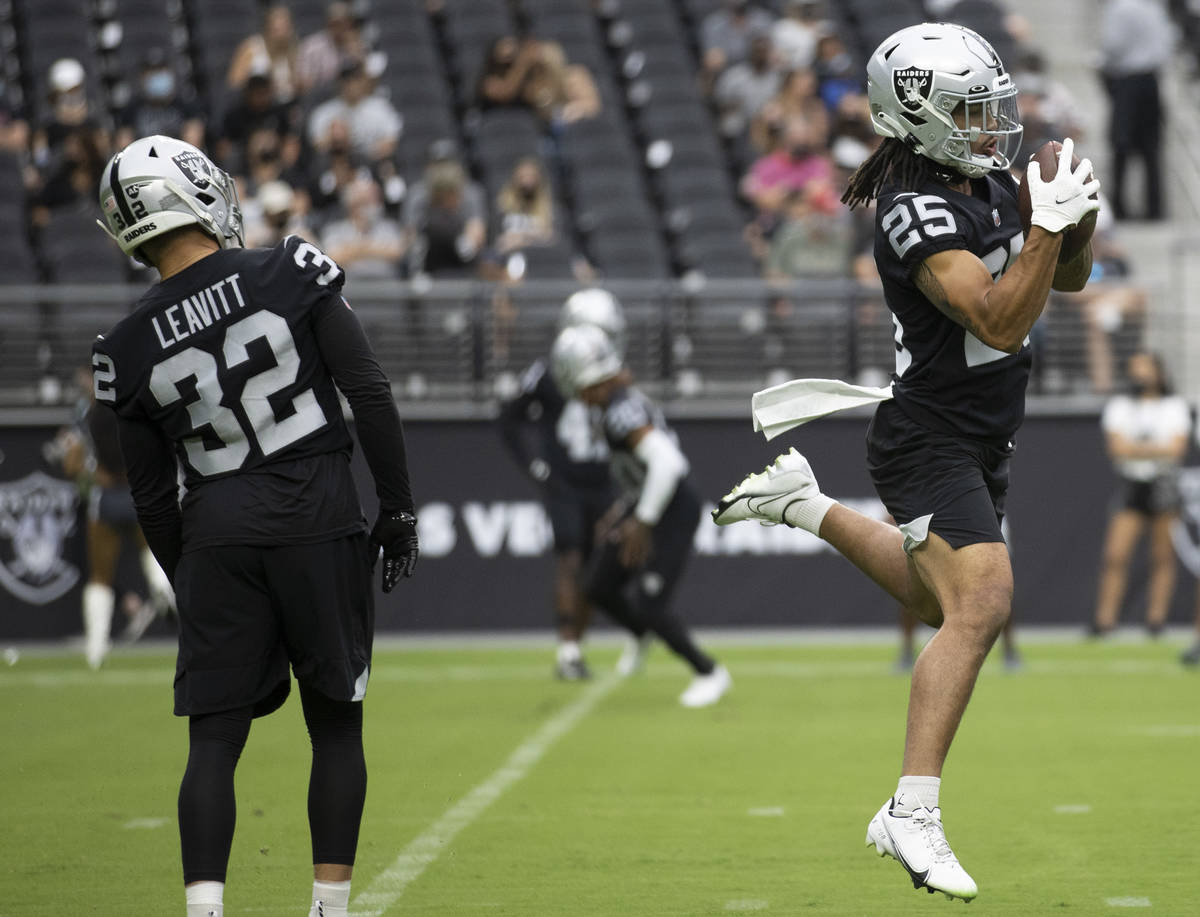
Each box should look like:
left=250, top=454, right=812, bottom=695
left=711, top=448, right=822, bottom=527
left=679, top=664, right=732, bottom=708
left=865, top=798, right=978, bottom=901
left=615, top=634, right=652, bottom=676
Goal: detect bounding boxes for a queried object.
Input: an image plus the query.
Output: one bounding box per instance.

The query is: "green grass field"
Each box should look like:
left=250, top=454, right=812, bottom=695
left=2, top=636, right=1198, bottom=916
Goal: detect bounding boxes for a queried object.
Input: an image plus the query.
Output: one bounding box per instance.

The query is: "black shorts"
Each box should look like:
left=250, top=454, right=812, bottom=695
left=866, top=402, right=1011, bottom=549
left=172, top=533, right=374, bottom=718
left=88, top=486, right=139, bottom=527
left=1115, top=475, right=1180, bottom=516
left=545, top=480, right=615, bottom=555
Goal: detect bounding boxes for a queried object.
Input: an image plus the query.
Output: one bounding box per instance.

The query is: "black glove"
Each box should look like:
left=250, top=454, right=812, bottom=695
left=368, top=511, right=419, bottom=593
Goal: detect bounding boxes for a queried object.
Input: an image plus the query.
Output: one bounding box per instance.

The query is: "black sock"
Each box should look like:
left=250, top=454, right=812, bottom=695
left=301, top=682, right=366, bottom=866
left=179, top=706, right=253, bottom=883
left=641, top=605, right=714, bottom=675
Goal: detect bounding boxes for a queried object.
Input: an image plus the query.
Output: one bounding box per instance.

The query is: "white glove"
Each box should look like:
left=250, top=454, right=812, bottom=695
left=1027, top=137, right=1102, bottom=234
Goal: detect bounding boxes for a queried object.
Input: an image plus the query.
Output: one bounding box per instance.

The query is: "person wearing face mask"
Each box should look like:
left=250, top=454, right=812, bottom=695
left=740, top=112, right=834, bottom=221
left=1090, top=351, right=1191, bottom=637
left=494, top=156, right=555, bottom=255
left=321, top=174, right=404, bottom=280
left=700, top=0, right=776, bottom=92
left=115, top=49, right=205, bottom=151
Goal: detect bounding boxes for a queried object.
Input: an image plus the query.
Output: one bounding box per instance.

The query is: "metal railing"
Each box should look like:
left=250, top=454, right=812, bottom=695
left=0, top=276, right=1154, bottom=417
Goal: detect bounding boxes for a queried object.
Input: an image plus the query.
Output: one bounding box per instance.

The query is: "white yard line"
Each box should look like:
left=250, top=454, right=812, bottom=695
left=1105, top=897, right=1152, bottom=907
left=351, top=673, right=621, bottom=917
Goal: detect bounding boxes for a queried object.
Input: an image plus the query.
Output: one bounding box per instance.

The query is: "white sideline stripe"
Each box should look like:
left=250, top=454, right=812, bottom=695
left=1, top=657, right=1190, bottom=690
left=724, top=900, right=769, bottom=911
left=351, top=673, right=620, bottom=917
left=1105, top=897, right=1152, bottom=907
left=1138, top=725, right=1200, bottom=737
left=122, top=817, right=168, bottom=829
left=1053, top=804, right=1092, bottom=815
left=747, top=807, right=785, bottom=817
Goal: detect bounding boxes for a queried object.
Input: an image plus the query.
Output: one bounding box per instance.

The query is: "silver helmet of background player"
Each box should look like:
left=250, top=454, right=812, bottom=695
left=866, top=22, right=1022, bottom=178
left=550, top=324, right=623, bottom=397
left=97, top=135, right=244, bottom=263
left=559, top=288, right=627, bottom=356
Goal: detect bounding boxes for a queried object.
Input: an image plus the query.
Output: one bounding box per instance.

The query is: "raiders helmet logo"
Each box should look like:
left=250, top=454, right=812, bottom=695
left=893, top=67, right=933, bottom=113
left=171, top=150, right=213, bottom=189
left=0, top=472, right=80, bottom=605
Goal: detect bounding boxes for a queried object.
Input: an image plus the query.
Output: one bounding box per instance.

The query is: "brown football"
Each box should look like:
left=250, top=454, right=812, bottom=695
left=1017, top=140, right=1098, bottom=262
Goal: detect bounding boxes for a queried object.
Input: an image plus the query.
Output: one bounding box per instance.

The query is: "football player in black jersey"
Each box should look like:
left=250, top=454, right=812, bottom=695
left=497, top=289, right=625, bottom=681
left=91, top=136, right=418, bottom=917
left=552, top=324, right=731, bottom=707
left=714, top=24, right=1100, bottom=901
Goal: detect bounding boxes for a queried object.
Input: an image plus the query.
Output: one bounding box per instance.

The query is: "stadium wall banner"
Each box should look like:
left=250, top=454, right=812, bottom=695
left=2, top=415, right=1197, bottom=638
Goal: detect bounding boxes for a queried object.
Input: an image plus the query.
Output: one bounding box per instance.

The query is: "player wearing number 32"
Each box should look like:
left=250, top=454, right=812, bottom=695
left=713, top=24, right=1100, bottom=901
left=91, top=136, right=418, bottom=917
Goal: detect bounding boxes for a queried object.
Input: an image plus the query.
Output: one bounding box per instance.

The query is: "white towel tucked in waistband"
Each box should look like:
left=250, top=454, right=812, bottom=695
left=751, top=378, right=894, bottom=441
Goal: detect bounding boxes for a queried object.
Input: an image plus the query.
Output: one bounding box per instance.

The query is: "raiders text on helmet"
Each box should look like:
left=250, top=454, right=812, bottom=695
left=97, top=135, right=244, bottom=263
left=866, top=22, right=1022, bottom=178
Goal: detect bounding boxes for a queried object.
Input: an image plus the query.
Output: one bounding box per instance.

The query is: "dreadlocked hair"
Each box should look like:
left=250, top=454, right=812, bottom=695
left=841, top=138, right=960, bottom=210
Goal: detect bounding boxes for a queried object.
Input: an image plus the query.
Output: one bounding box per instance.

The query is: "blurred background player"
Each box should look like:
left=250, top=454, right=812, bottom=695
left=497, top=289, right=624, bottom=680
left=48, top=366, right=175, bottom=668
left=1090, top=351, right=1190, bottom=637
left=552, top=324, right=731, bottom=707
left=91, top=136, right=418, bottom=917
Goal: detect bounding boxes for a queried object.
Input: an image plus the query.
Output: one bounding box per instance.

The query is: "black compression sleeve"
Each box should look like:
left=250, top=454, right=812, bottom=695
left=313, top=297, right=414, bottom=514
left=115, top=414, right=183, bottom=582
left=496, top=389, right=538, bottom=473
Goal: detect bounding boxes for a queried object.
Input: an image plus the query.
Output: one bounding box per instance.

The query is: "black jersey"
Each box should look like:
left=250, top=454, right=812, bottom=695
left=874, top=170, right=1031, bottom=442
left=600, top=385, right=688, bottom=497
left=92, top=236, right=412, bottom=569
left=497, top=359, right=609, bottom=489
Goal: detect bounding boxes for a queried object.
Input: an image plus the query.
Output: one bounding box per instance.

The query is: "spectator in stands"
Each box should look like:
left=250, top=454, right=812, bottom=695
left=1011, top=49, right=1085, bottom=147
left=761, top=183, right=853, bottom=280
left=813, top=30, right=862, bottom=114
left=305, top=118, right=370, bottom=218
left=1090, top=351, right=1190, bottom=637
left=297, top=1, right=366, bottom=96
left=0, top=77, right=29, bottom=153
left=227, top=3, right=300, bottom=104
left=714, top=31, right=783, bottom=141
left=115, top=49, right=205, bottom=151
left=307, top=58, right=402, bottom=165
left=493, top=156, right=556, bottom=255
left=771, top=0, right=827, bottom=71
left=216, top=72, right=297, bottom=175
left=700, top=0, right=776, bottom=91
left=750, top=66, right=828, bottom=156
left=740, top=113, right=833, bottom=220
left=243, top=179, right=312, bottom=248
left=522, top=41, right=601, bottom=129
left=1100, top=0, right=1173, bottom=220
left=321, top=174, right=404, bottom=280
left=476, top=35, right=542, bottom=111
left=403, top=152, right=487, bottom=278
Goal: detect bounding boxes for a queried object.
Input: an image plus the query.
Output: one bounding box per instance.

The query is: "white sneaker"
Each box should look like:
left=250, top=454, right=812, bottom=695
left=712, top=448, right=822, bottom=527
left=679, top=665, right=731, bottom=708
left=615, top=634, right=651, bottom=676
left=865, top=798, right=978, bottom=901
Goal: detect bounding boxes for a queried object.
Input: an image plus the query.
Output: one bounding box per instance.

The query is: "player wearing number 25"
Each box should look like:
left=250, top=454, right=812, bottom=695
left=713, top=24, right=1100, bottom=902
left=91, top=136, right=418, bottom=917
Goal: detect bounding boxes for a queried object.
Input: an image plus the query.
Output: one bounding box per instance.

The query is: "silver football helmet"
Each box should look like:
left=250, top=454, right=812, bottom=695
left=97, top=135, right=244, bottom=263
left=551, top=324, right=623, bottom=396
left=559, top=288, right=627, bottom=355
left=866, top=22, right=1022, bottom=178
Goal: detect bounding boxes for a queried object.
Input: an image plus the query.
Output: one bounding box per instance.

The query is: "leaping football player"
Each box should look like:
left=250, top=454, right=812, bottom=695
left=714, top=24, right=1099, bottom=899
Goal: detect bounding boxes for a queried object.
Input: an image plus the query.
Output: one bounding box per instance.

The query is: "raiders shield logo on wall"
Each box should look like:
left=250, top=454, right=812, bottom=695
left=172, top=150, right=212, bottom=189
left=0, top=472, right=80, bottom=605
left=893, top=67, right=933, bottom=112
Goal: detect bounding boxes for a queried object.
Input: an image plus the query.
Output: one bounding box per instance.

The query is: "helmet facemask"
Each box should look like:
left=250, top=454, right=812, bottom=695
left=926, top=88, right=1022, bottom=178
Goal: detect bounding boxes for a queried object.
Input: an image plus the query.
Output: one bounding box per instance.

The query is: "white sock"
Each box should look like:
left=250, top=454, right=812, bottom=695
left=311, top=879, right=351, bottom=917
left=893, top=775, right=941, bottom=815
left=185, top=881, right=223, bottom=917
left=557, top=640, right=581, bottom=664
left=82, top=583, right=115, bottom=668
left=782, top=493, right=836, bottom=535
